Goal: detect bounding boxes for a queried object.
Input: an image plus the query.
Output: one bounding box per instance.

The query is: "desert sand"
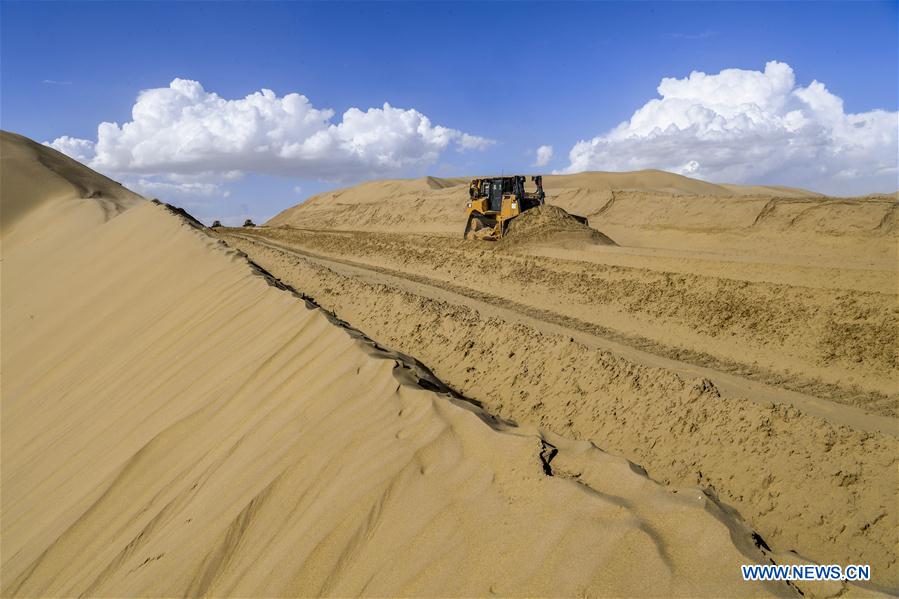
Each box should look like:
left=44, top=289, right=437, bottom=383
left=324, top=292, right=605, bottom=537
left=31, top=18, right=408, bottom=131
left=0, top=132, right=840, bottom=596
left=215, top=170, right=898, bottom=592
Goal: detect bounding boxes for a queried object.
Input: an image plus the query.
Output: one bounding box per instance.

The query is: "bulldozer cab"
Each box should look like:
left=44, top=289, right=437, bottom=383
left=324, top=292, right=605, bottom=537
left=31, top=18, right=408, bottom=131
left=475, top=176, right=532, bottom=212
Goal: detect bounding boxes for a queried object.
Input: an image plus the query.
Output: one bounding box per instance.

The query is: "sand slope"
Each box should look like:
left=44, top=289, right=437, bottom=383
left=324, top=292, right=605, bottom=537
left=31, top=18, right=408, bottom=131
left=1, top=133, right=799, bottom=596
left=267, top=172, right=896, bottom=270
left=266, top=169, right=823, bottom=235
left=0, top=131, right=142, bottom=236
left=222, top=160, right=898, bottom=590
left=220, top=226, right=899, bottom=589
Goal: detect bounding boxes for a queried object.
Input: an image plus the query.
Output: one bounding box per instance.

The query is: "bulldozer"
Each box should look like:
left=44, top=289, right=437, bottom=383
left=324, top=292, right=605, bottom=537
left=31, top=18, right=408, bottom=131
left=464, top=175, right=546, bottom=240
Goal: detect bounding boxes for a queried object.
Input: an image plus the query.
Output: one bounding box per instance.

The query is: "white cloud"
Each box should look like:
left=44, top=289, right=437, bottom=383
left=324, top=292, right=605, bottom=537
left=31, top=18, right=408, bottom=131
left=128, top=178, right=224, bottom=198
left=560, top=61, right=898, bottom=194
left=48, top=136, right=95, bottom=163
left=46, top=78, right=492, bottom=185
left=459, top=133, right=495, bottom=151
left=534, top=145, right=553, bottom=167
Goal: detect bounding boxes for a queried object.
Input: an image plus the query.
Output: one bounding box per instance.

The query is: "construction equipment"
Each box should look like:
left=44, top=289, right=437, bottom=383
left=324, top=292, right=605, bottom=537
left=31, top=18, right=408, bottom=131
left=464, top=175, right=546, bottom=240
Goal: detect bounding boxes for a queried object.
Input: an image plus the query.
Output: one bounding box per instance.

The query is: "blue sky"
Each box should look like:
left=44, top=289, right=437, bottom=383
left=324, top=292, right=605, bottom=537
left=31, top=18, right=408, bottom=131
left=2, top=1, right=897, bottom=224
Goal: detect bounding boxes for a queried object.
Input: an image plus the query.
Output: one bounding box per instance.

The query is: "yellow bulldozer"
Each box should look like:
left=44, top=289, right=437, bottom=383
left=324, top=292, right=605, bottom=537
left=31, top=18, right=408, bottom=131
left=465, top=175, right=556, bottom=239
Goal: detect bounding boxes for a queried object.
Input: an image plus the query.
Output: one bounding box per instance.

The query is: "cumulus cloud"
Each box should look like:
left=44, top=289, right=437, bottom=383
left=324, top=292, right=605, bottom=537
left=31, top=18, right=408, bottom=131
left=560, top=61, right=898, bottom=194
left=459, top=133, right=495, bottom=151
left=534, top=145, right=553, bottom=167
left=46, top=78, right=492, bottom=187
left=49, top=136, right=95, bottom=163
left=128, top=178, right=226, bottom=197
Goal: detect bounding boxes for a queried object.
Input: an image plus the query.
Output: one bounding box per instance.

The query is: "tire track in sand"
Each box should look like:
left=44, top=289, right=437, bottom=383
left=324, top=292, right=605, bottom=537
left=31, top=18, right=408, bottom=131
left=224, top=231, right=896, bottom=438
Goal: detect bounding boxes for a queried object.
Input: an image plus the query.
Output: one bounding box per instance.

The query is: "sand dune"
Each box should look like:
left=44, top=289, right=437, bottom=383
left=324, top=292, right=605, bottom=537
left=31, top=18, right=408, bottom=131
left=544, top=170, right=821, bottom=198
left=1, top=133, right=811, bottom=596
left=570, top=191, right=897, bottom=265
left=267, top=169, right=824, bottom=235
left=267, top=172, right=896, bottom=270
left=223, top=161, right=898, bottom=591
left=1, top=131, right=142, bottom=240
left=221, top=225, right=899, bottom=589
